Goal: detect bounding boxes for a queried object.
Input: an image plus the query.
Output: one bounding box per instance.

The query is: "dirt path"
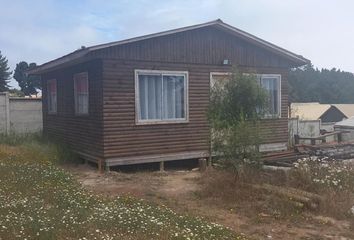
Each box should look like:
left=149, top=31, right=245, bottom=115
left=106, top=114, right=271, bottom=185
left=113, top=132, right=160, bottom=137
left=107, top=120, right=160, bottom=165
left=68, top=164, right=199, bottom=198
left=66, top=164, right=354, bottom=240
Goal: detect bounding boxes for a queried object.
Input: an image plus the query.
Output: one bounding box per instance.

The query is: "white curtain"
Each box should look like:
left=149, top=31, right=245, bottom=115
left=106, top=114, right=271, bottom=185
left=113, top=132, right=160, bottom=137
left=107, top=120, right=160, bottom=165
left=138, top=74, right=185, bottom=120
left=163, top=75, right=184, bottom=119
left=139, top=75, right=162, bottom=120
left=261, top=77, right=278, bottom=115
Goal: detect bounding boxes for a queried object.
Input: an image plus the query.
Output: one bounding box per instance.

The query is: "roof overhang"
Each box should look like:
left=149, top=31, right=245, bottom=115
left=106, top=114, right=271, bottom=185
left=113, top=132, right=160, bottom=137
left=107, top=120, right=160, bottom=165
left=28, top=19, right=310, bottom=75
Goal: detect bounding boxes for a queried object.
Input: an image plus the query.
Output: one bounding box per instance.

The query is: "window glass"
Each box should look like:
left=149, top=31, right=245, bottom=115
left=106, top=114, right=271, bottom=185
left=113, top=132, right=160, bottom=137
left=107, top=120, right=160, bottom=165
left=138, top=74, right=162, bottom=120
left=163, top=75, right=185, bottom=119
left=137, top=71, right=187, bottom=122
left=260, top=76, right=280, bottom=117
left=210, top=74, right=231, bottom=89
left=47, top=79, right=57, bottom=113
left=211, top=73, right=281, bottom=118
left=74, top=73, right=89, bottom=115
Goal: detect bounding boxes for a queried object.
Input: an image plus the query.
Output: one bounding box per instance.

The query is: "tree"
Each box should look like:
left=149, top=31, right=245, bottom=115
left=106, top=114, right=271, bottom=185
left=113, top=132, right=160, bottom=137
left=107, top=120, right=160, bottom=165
left=8, top=88, right=25, bottom=97
left=13, top=61, right=41, bottom=96
left=0, top=51, right=11, bottom=92
left=288, top=64, right=354, bottom=104
left=208, top=69, right=268, bottom=175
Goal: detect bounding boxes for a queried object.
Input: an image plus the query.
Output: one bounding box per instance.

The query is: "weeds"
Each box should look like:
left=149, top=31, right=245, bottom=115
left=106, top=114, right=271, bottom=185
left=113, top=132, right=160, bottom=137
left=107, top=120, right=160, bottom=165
left=293, top=156, right=354, bottom=192
left=290, top=156, right=354, bottom=219
left=0, top=132, right=43, bottom=145
left=200, top=161, right=354, bottom=222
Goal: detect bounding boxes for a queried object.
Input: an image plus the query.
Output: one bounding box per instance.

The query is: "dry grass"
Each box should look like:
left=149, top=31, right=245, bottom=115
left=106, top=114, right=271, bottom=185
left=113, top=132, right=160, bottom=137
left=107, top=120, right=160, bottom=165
left=198, top=168, right=301, bottom=220
left=198, top=166, right=354, bottom=223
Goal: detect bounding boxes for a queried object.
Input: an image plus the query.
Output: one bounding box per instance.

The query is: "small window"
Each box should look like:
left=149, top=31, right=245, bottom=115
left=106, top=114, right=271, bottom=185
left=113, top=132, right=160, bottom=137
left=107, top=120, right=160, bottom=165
left=47, top=79, right=57, bottom=114
left=260, top=75, right=281, bottom=118
left=135, top=70, right=188, bottom=124
left=74, top=72, right=89, bottom=115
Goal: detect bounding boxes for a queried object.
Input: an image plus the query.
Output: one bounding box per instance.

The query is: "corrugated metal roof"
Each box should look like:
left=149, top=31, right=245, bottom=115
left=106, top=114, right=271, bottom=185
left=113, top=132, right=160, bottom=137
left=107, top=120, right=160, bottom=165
left=290, top=103, right=331, bottom=120
left=335, top=116, right=354, bottom=128
left=332, top=104, right=354, bottom=118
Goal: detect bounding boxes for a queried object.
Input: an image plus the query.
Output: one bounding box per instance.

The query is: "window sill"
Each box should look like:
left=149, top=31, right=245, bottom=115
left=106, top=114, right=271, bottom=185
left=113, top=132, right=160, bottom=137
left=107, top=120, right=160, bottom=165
left=135, top=119, right=189, bottom=125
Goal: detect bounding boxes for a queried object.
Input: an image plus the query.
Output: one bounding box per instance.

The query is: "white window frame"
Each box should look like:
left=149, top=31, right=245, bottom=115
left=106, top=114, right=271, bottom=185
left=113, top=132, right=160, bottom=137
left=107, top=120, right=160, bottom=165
left=47, top=79, right=57, bottom=114
left=210, top=72, right=282, bottom=119
left=135, top=69, right=189, bottom=125
left=74, top=72, right=89, bottom=115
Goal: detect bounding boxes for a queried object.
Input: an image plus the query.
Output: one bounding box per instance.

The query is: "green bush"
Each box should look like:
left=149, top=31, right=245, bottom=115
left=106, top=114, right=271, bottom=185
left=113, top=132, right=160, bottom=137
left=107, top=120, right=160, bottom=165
left=208, top=69, right=268, bottom=173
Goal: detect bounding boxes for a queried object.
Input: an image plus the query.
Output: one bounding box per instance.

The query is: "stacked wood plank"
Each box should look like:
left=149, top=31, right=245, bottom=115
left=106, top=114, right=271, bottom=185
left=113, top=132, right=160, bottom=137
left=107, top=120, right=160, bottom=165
left=262, top=150, right=308, bottom=167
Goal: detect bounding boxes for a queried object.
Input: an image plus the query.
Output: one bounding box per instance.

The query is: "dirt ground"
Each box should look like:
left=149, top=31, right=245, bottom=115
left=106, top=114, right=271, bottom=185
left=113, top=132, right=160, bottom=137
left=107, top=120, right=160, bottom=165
left=66, top=164, right=354, bottom=240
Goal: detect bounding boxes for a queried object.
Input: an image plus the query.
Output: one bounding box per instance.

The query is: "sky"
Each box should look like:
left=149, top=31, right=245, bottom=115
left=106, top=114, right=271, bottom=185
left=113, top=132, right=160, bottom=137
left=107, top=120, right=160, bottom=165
left=1, top=0, right=353, bottom=88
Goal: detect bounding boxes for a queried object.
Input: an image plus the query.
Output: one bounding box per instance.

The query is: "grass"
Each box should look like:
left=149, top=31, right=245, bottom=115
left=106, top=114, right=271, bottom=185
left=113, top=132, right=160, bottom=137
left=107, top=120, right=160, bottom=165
left=0, top=132, right=43, bottom=146
left=0, top=135, right=245, bottom=240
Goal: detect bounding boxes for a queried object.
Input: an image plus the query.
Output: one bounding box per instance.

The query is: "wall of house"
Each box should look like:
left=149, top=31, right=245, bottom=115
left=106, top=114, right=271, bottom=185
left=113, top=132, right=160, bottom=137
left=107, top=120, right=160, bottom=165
left=0, top=93, right=42, bottom=134
left=334, top=126, right=354, bottom=142
left=102, top=59, right=289, bottom=165
left=321, top=122, right=335, bottom=132
left=90, top=26, right=297, bottom=68
left=288, top=118, right=321, bottom=146
left=96, top=25, right=294, bottom=165
left=41, top=59, right=104, bottom=162
left=39, top=25, right=299, bottom=166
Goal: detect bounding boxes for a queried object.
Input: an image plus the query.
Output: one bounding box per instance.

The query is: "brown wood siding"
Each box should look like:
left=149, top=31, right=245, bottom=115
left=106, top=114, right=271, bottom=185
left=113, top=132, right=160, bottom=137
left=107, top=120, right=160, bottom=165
left=40, top=25, right=296, bottom=164
left=91, top=26, right=295, bottom=68
left=42, top=59, right=104, bottom=161
left=102, top=59, right=289, bottom=160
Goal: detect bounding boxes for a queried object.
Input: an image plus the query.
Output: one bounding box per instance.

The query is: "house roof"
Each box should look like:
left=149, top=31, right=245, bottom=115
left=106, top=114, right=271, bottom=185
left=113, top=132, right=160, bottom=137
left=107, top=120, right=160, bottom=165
left=291, top=103, right=354, bottom=121
left=332, top=104, right=354, bottom=118
left=28, top=19, right=310, bottom=74
left=290, top=103, right=331, bottom=120
left=335, top=116, right=354, bottom=128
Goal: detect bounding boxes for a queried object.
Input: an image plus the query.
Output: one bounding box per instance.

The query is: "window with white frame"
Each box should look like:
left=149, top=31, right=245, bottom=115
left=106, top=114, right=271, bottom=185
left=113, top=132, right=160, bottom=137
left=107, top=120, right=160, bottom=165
left=47, top=79, right=57, bottom=114
left=259, top=75, right=281, bottom=118
left=74, top=72, right=89, bottom=115
left=136, top=70, right=188, bottom=123
left=210, top=73, right=281, bottom=118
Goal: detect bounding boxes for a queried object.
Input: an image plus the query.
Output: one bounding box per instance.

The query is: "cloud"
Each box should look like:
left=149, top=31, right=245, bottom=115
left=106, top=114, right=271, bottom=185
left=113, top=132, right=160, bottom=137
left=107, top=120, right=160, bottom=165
left=1, top=0, right=354, bottom=88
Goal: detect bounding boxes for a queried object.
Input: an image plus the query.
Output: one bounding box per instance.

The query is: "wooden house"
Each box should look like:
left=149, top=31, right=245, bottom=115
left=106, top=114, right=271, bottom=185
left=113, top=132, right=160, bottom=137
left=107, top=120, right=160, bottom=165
left=29, top=19, right=309, bottom=169
left=290, top=103, right=351, bottom=123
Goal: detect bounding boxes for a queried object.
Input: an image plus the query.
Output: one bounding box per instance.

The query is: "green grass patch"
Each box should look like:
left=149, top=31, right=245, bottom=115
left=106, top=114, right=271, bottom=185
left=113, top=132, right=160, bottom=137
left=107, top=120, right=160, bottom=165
left=0, top=132, right=43, bottom=146
left=0, top=139, right=244, bottom=239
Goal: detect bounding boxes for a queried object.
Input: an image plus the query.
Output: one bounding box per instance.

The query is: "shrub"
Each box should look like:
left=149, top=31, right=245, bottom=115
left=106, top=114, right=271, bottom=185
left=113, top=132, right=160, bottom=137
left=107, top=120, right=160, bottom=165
left=208, top=69, right=268, bottom=173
